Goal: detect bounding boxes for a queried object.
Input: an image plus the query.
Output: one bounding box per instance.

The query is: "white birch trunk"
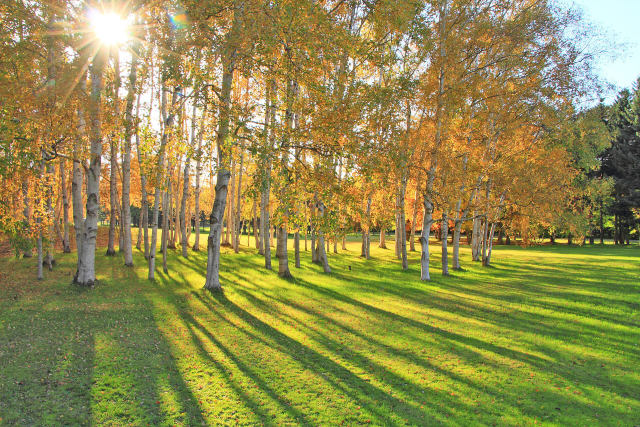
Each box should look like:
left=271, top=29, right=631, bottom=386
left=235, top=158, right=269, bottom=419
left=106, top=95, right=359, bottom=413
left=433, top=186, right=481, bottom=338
left=106, top=53, right=121, bottom=256
left=441, top=211, right=449, bottom=276
left=60, top=160, right=71, bottom=253
left=121, top=48, right=138, bottom=266
left=379, top=228, right=386, bottom=249
left=22, top=181, right=33, bottom=258
left=315, top=197, right=331, bottom=273
left=204, top=5, right=242, bottom=289
left=233, top=147, right=244, bottom=253
left=75, top=52, right=105, bottom=286
left=71, top=75, right=86, bottom=273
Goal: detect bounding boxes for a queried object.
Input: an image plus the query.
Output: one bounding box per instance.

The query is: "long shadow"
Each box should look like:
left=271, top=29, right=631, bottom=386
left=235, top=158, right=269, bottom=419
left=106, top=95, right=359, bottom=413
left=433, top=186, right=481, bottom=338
left=0, top=250, right=209, bottom=426
left=193, top=290, right=451, bottom=425
left=286, top=275, right=640, bottom=399
left=330, top=261, right=640, bottom=348
left=153, top=271, right=310, bottom=425
left=0, top=304, right=96, bottom=425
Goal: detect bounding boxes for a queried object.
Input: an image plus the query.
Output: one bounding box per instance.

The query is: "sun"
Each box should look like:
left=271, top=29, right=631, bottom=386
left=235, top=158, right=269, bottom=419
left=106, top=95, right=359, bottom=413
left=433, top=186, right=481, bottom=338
left=89, top=9, right=130, bottom=46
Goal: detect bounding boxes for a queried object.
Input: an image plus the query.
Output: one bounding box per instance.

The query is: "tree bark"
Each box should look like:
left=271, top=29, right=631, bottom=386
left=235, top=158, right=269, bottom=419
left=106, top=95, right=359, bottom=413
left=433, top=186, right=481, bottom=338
left=106, top=53, right=121, bottom=256
left=75, top=51, right=105, bottom=286
left=253, top=198, right=260, bottom=251
left=71, top=75, right=86, bottom=273
left=180, top=100, right=197, bottom=258
left=379, top=228, right=387, bottom=249
left=364, top=195, right=372, bottom=259
left=161, top=175, right=170, bottom=273
left=43, top=160, right=55, bottom=271
left=441, top=211, right=449, bottom=275
left=399, top=178, right=408, bottom=270
left=149, top=86, right=179, bottom=280
left=225, top=157, right=234, bottom=246
left=420, top=0, right=447, bottom=281
left=22, top=181, right=33, bottom=258
left=204, top=3, right=242, bottom=290
left=192, top=106, right=205, bottom=252
left=409, top=183, right=419, bottom=252
left=134, top=103, right=149, bottom=258
left=310, top=200, right=318, bottom=263
left=315, top=197, right=331, bottom=273
left=233, top=146, right=244, bottom=253
left=471, top=214, right=481, bottom=261
left=294, top=229, right=300, bottom=268
left=485, top=222, right=497, bottom=266
left=59, top=160, right=71, bottom=253
left=121, top=47, right=138, bottom=266
left=420, top=194, right=434, bottom=281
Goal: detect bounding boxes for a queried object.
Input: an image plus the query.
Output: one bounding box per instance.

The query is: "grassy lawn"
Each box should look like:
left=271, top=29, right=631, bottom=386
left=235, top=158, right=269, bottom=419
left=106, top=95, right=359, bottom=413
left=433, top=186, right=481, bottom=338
left=0, top=234, right=639, bottom=426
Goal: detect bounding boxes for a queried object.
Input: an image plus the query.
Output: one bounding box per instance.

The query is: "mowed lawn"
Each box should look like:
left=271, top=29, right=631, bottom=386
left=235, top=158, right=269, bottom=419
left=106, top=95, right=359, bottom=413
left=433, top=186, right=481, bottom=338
left=0, top=234, right=639, bottom=426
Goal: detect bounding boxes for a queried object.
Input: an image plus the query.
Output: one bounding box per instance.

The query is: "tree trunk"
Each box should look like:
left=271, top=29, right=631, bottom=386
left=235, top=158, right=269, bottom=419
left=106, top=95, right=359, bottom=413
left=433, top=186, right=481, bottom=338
left=471, top=215, right=481, bottom=261
left=37, top=234, right=43, bottom=280
left=441, top=211, right=449, bottom=275
left=379, top=228, right=387, bottom=249
left=316, top=198, right=331, bottom=273
left=121, top=48, right=138, bottom=267
left=75, top=51, right=105, bottom=286
left=169, top=162, right=179, bottom=250
left=395, top=208, right=401, bottom=259
left=106, top=135, right=118, bottom=256
left=304, top=208, right=308, bottom=252
left=262, top=182, right=272, bottom=269
left=161, top=181, right=169, bottom=273
left=481, top=218, right=489, bottom=266
left=485, top=222, right=497, bottom=266
left=452, top=218, right=463, bottom=270
left=193, top=109, right=205, bottom=252
left=204, top=170, right=230, bottom=290
left=253, top=198, right=260, bottom=251
left=260, top=78, right=274, bottom=268
left=149, top=86, right=179, bottom=280
left=277, top=225, right=292, bottom=278
left=204, top=5, right=242, bottom=290
left=364, top=196, right=371, bottom=259
left=294, top=230, right=300, bottom=268
left=43, top=160, right=55, bottom=270
left=21, top=181, right=33, bottom=258
left=399, top=178, right=408, bottom=270
left=181, top=100, right=196, bottom=258
left=135, top=121, right=149, bottom=259
left=71, top=76, right=86, bottom=273
left=420, top=194, right=434, bottom=281
left=106, top=54, right=121, bottom=256
left=180, top=154, right=190, bottom=257
left=310, top=201, right=318, bottom=263
left=233, top=146, right=244, bottom=253
left=59, top=160, right=71, bottom=253
left=409, top=183, right=419, bottom=252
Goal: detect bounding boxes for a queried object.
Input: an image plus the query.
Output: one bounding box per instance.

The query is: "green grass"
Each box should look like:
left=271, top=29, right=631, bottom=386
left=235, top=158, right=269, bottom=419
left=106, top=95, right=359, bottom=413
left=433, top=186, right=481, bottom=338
left=1, top=233, right=639, bottom=426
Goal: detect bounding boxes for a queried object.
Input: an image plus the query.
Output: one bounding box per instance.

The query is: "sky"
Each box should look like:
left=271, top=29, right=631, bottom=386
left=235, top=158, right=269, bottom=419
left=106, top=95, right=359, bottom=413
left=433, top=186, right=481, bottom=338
left=568, top=0, right=640, bottom=101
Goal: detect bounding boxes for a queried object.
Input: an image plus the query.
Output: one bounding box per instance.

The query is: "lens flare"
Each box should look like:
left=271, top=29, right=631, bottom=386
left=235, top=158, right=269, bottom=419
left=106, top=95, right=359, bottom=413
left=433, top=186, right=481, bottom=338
left=90, top=10, right=130, bottom=46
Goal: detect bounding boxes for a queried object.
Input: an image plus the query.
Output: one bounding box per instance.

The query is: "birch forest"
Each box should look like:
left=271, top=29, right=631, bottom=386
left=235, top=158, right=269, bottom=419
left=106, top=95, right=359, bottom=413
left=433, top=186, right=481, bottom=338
left=2, top=0, right=618, bottom=287
left=2, top=0, right=640, bottom=425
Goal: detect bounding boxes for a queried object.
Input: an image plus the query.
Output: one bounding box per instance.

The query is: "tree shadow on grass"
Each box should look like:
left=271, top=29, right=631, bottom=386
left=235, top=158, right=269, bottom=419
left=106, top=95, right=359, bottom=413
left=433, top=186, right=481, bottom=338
left=0, top=252, right=207, bottom=426
left=190, top=289, right=456, bottom=425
